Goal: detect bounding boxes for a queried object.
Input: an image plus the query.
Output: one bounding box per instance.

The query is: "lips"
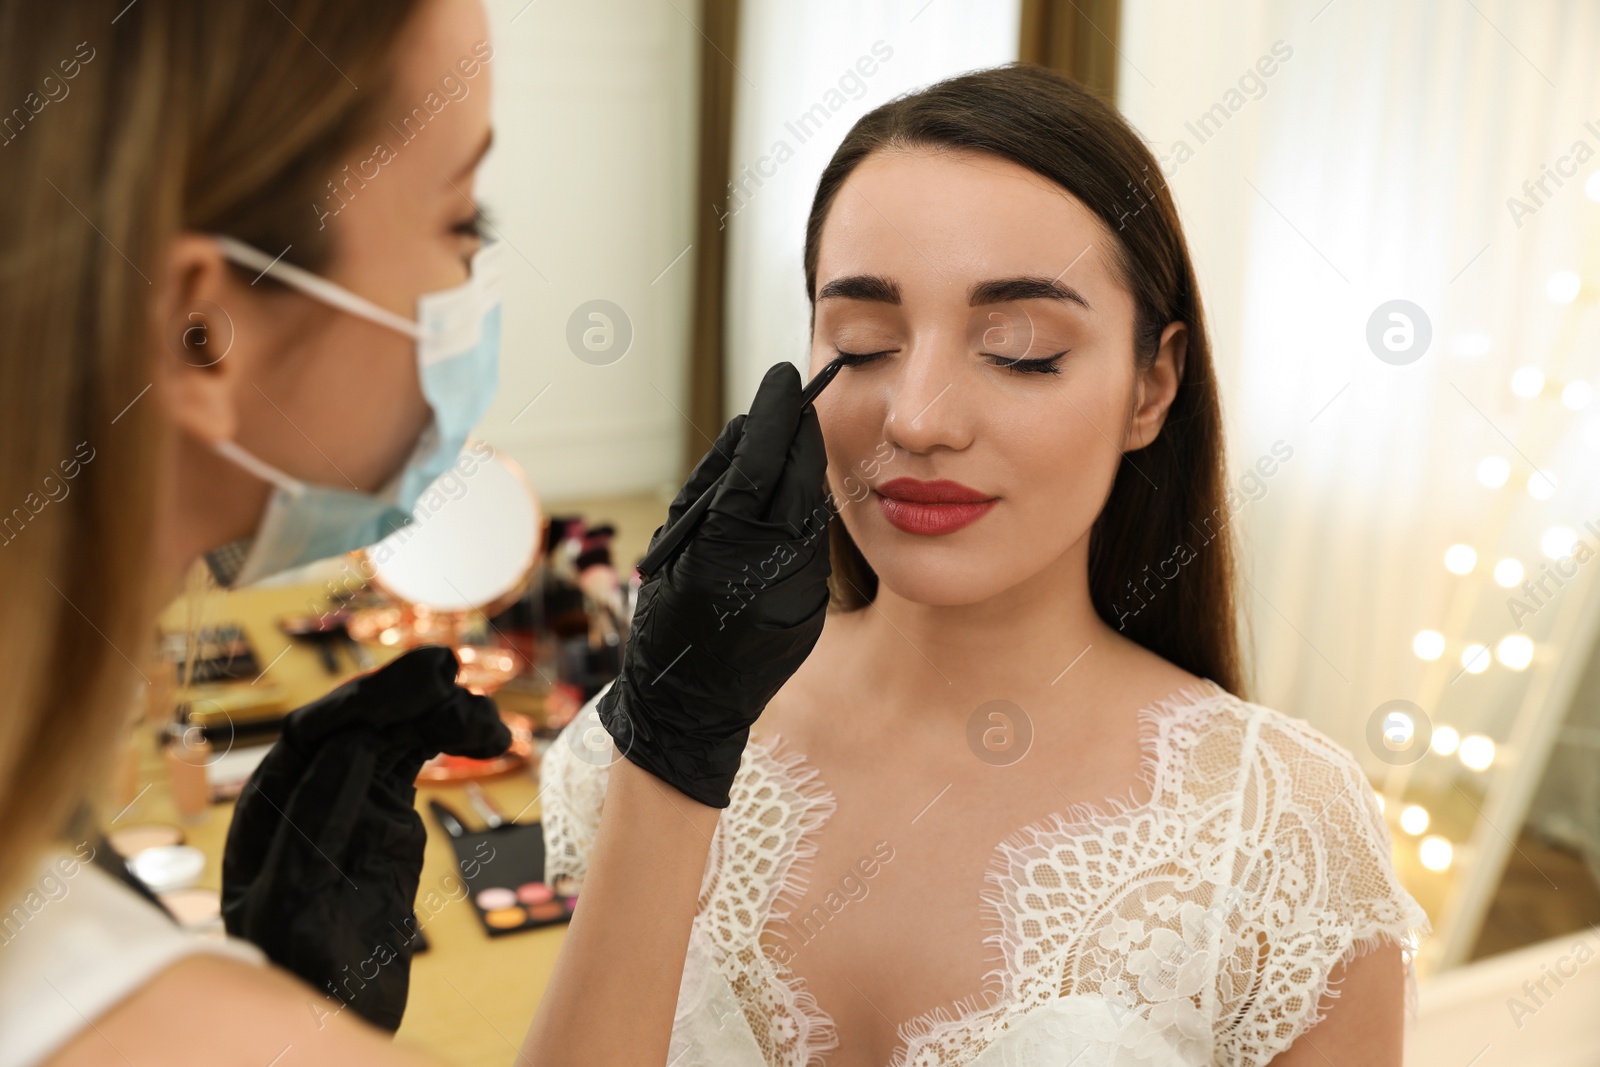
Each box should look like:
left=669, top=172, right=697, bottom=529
left=874, top=477, right=997, bottom=536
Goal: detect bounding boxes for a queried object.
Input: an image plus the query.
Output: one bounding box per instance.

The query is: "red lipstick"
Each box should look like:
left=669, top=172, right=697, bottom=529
left=875, top=477, right=997, bottom=536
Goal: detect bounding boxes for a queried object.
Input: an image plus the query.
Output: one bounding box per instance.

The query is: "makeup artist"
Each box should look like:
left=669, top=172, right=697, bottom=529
left=0, top=3, right=829, bottom=1067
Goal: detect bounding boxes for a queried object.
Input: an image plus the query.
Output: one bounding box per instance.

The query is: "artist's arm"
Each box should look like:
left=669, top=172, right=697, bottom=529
left=523, top=364, right=830, bottom=1065
left=521, top=759, right=716, bottom=1066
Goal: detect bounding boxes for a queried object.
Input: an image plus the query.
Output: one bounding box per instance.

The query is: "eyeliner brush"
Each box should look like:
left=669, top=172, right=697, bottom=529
left=636, top=359, right=843, bottom=580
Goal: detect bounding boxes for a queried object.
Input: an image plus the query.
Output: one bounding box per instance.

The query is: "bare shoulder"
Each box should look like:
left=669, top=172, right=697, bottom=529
left=1269, top=941, right=1406, bottom=1066
left=1093, top=625, right=1212, bottom=711
left=46, top=954, right=435, bottom=1067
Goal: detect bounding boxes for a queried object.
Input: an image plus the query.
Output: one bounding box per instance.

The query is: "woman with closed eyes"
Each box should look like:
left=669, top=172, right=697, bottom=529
left=544, top=65, right=1428, bottom=1067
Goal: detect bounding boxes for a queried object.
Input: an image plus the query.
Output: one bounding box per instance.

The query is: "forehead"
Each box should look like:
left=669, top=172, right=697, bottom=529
left=814, top=147, right=1121, bottom=301
left=389, top=0, right=492, bottom=155
left=396, top=0, right=490, bottom=88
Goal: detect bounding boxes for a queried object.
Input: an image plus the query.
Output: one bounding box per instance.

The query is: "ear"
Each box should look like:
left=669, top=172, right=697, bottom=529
left=1124, top=321, right=1187, bottom=452
left=151, top=233, right=249, bottom=447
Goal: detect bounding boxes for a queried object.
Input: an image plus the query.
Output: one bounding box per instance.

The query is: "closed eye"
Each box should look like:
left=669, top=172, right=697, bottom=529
left=835, top=348, right=1067, bottom=374
left=834, top=348, right=896, bottom=367
left=983, top=350, right=1068, bottom=375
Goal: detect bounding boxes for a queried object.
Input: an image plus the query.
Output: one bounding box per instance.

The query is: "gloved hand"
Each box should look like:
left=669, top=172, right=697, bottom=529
left=221, top=645, right=510, bottom=1031
left=597, top=362, right=832, bottom=808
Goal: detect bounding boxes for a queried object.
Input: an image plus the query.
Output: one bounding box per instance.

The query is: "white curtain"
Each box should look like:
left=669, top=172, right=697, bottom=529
left=1121, top=0, right=1600, bottom=967
left=721, top=0, right=1021, bottom=418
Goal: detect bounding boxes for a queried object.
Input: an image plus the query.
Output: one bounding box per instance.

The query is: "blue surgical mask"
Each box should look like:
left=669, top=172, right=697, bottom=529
left=202, top=237, right=503, bottom=588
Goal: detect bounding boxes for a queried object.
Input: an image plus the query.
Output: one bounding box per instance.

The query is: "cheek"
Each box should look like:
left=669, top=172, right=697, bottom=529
left=1035, top=352, right=1139, bottom=467
left=310, top=319, right=422, bottom=419
left=297, top=320, right=428, bottom=486
left=816, top=386, right=884, bottom=496
left=989, top=378, right=1127, bottom=538
left=357, top=333, right=431, bottom=469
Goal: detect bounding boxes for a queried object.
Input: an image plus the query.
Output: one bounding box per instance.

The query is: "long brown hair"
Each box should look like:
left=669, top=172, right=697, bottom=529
left=803, top=64, right=1245, bottom=698
left=0, top=0, right=424, bottom=903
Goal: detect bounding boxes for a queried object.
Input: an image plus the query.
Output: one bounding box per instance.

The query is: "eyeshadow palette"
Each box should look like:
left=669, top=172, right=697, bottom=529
left=429, top=801, right=575, bottom=937
left=160, top=623, right=263, bottom=684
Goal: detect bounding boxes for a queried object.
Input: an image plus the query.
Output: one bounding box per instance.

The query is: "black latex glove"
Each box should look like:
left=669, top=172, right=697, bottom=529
left=597, top=362, right=832, bottom=808
left=221, top=645, right=510, bottom=1032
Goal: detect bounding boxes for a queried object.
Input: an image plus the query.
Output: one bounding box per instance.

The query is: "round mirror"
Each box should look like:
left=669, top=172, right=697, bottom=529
left=360, top=441, right=541, bottom=617
left=347, top=442, right=543, bottom=782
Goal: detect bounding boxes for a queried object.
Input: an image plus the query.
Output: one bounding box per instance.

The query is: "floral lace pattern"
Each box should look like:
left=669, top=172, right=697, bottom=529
left=541, top=682, right=1430, bottom=1066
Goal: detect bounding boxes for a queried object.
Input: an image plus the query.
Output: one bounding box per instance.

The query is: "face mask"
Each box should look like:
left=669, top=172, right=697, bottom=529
left=201, top=237, right=502, bottom=588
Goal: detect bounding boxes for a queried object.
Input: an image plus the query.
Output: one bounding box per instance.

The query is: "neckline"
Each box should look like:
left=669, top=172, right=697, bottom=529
left=739, top=676, right=1238, bottom=1067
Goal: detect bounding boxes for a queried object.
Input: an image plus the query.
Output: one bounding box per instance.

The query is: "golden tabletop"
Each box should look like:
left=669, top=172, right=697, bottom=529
left=132, top=580, right=566, bottom=1066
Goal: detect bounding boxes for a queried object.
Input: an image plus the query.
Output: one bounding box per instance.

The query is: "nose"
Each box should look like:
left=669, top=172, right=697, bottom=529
left=881, top=336, right=975, bottom=455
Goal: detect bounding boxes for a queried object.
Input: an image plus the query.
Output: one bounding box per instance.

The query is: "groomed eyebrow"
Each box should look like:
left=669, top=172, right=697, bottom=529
left=817, top=274, right=900, bottom=303
left=969, top=276, right=1092, bottom=311
left=815, top=273, right=1092, bottom=312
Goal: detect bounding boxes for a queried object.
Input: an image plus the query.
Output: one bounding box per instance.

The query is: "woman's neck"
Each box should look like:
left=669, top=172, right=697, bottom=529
left=843, top=538, right=1124, bottom=718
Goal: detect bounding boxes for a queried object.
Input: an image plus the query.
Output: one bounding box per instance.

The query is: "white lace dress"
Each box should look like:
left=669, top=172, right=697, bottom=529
left=542, top=680, right=1430, bottom=1067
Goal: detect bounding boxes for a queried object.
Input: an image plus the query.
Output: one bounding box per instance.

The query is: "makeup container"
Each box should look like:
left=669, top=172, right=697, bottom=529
left=164, top=738, right=212, bottom=822
left=129, top=844, right=206, bottom=894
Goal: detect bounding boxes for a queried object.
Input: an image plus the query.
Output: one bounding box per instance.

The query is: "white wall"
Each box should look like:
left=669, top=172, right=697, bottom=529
left=722, top=0, right=1021, bottom=421
left=474, top=0, right=699, bottom=503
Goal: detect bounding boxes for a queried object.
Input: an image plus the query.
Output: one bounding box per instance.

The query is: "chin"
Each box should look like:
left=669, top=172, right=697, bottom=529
left=853, top=535, right=1025, bottom=606
left=876, top=574, right=1001, bottom=607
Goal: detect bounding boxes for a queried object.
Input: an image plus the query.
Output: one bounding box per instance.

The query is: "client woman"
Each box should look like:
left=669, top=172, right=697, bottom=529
left=545, top=66, right=1429, bottom=1067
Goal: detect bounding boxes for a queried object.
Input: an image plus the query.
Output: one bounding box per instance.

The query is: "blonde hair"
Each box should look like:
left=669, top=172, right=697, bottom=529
left=0, top=0, right=424, bottom=904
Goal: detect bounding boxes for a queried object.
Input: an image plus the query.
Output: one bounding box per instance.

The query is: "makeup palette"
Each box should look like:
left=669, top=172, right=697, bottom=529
left=428, top=798, right=575, bottom=937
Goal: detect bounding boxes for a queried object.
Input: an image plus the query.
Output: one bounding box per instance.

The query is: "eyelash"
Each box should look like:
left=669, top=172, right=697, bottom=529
left=833, top=349, right=893, bottom=368
left=833, top=349, right=1068, bottom=375
left=453, top=205, right=491, bottom=240
left=983, top=351, right=1068, bottom=375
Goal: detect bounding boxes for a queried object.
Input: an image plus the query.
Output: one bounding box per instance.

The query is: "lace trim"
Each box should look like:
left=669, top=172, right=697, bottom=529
left=1223, top=714, right=1432, bottom=1062
left=544, top=681, right=1432, bottom=1067
left=539, top=713, right=613, bottom=886
left=891, top=678, right=1235, bottom=1066
left=701, top=735, right=840, bottom=1065
left=1225, top=885, right=1429, bottom=1064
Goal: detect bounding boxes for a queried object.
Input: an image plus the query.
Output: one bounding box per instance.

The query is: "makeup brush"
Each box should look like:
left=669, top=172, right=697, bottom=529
left=636, top=359, right=843, bottom=579
left=427, top=799, right=468, bottom=839
left=464, top=781, right=515, bottom=831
